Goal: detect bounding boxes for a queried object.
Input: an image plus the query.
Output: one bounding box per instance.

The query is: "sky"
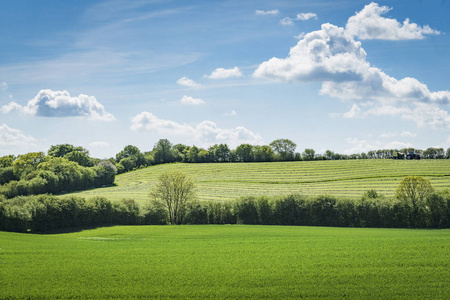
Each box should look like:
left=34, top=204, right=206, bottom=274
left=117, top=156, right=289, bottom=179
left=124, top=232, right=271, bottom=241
left=0, top=0, right=449, bottom=158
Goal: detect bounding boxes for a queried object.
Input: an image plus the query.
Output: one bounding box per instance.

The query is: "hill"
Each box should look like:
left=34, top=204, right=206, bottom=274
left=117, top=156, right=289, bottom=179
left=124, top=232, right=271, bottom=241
left=63, top=159, right=450, bottom=203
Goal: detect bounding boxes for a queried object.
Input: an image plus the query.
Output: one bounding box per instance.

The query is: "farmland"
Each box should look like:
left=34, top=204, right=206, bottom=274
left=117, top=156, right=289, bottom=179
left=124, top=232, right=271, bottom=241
left=65, top=159, right=450, bottom=203
left=1, top=225, right=449, bottom=299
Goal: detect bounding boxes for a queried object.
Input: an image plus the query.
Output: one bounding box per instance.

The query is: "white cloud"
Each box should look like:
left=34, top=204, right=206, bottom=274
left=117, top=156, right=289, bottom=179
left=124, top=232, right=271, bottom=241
left=280, top=17, right=294, bottom=26
left=180, top=95, right=205, bottom=106
left=0, top=124, right=35, bottom=147
left=224, top=110, right=237, bottom=116
left=131, top=112, right=263, bottom=147
left=254, top=17, right=450, bottom=129
left=296, top=13, right=317, bottom=21
left=1, top=89, right=115, bottom=121
left=176, top=76, right=201, bottom=88
left=254, top=23, right=368, bottom=82
left=1, top=82, right=7, bottom=91
left=206, top=67, right=242, bottom=79
left=89, top=141, right=110, bottom=147
left=346, top=3, right=440, bottom=40
left=256, top=9, right=279, bottom=15
left=344, top=137, right=413, bottom=154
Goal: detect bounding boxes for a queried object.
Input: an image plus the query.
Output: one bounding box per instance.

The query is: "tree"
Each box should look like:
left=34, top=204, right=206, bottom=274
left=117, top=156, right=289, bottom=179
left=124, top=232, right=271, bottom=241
left=116, top=145, right=141, bottom=162
left=269, top=139, right=296, bottom=161
left=48, top=144, right=88, bottom=158
left=152, top=139, right=175, bottom=164
left=149, top=172, right=196, bottom=224
left=13, top=152, right=46, bottom=178
left=395, top=176, right=434, bottom=225
left=302, top=148, right=316, bottom=161
left=235, top=144, right=254, bottom=162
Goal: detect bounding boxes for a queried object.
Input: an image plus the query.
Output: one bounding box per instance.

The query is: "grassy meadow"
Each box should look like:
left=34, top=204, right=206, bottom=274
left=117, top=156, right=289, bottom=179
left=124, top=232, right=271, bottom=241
left=1, top=225, right=449, bottom=299
left=64, top=159, right=450, bottom=203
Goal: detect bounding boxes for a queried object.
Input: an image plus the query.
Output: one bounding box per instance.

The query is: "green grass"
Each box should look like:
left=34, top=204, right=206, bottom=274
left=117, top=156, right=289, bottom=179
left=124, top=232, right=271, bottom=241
left=1, top=225, right=449, bottom=299
left=64, top=159, right=450, bottom=203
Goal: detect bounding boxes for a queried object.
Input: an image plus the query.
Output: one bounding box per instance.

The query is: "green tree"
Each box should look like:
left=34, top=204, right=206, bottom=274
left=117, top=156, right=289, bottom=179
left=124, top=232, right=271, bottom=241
left=152, top=139, right=175, bottom=164
left=0, top=155, right=14, bottom=168
left=186, top=146, right=199, bottom=163
left=302, top=148, right=316, bottom=161
left=13, top=152, right=46, bottom=178
left=149, top=172, right=196, bottom=224
left=48, top=144, right=88, bottom=157
left=116, top=145, right=141, bottom=161
left=395, top=176, right=434, bottom=225
left=269, top=139, right=296, bottom=161
left=235, top=144, right=254, bottom=162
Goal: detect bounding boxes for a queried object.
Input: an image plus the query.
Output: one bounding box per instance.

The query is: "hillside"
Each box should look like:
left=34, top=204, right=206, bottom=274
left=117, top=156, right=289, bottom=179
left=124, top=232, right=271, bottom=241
left=62, top=159, right=450, bottom=203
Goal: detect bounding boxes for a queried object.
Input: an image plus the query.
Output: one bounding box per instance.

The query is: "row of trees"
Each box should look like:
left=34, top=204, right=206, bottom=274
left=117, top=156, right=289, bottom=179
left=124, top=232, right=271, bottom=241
left=111, top=139, right=450, bottom=175
left=0, top=145, right=117, bottom=199
left=2, top=175, right=449, bottom=233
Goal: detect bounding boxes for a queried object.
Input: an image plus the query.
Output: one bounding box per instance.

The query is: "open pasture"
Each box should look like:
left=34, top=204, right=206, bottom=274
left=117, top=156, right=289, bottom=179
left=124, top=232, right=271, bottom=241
left=65, top=159, right=450, bottom=203
left=1, top=225, right=449, bottom=299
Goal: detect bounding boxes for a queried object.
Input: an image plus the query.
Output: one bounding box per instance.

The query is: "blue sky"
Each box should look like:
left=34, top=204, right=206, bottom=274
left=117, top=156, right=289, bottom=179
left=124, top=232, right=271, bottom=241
left=1, top=0, right=449, bottom=158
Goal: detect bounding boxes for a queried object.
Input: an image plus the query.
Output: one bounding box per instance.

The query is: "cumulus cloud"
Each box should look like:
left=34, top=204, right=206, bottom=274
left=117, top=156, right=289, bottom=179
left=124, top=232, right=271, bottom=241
left=131, top=112, right=263, bottom=147
left=256, top=9, right=279, bottom=15
left=296, top=13, right=317, bottom=21
left=0, top=123, right=35, bottom=147
left=254, top=11, right=450, bottom=129
left=180, top=95, right=205, bottom=106
left=1, top=89, right=115, bottom=121
left=346, top=3, right=440, bottom=40
left=206, top=67, right=242, bottom=79
left=177, top=76, right=201, bottom=88
left=254, top=23, right=368, bottom=82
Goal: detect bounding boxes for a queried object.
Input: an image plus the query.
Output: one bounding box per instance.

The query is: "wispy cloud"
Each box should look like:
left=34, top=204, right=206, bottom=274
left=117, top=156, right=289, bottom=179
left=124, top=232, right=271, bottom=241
left=225, top=110, right=237, bottom=116
left=180, top=95, right=205, bottom=106
left=0, top=123, right=36, bottom=147
left=296, top=13, right=317, bottom=21
left=255, top=9, right=279, bottom=16
left=206, top=67, right=242, bottom=79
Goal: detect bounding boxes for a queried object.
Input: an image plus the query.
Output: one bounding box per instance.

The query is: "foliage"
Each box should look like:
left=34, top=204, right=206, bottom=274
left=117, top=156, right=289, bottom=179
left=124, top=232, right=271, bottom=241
left=269, top=139, right=296, bottom=161
left=149, top=172, right=196, bottom=224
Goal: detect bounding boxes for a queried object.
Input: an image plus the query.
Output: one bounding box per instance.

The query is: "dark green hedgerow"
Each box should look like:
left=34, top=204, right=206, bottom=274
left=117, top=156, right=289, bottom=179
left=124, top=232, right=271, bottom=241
left=1, top=191, right=449, bottom=232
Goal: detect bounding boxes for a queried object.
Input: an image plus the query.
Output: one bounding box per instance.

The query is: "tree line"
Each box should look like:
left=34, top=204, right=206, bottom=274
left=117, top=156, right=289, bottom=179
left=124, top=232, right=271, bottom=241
left=1, top=188, right=449, bottom=233
left=1, top=140, right=450, bottom=198
left=104, top=139, right=450, bottom=175
left=0, top=144, right=116, bottom=199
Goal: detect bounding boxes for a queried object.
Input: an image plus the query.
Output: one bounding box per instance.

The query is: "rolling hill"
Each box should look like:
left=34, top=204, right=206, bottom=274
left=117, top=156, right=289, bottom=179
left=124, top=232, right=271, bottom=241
left=62, top=159, right=450, bottom=203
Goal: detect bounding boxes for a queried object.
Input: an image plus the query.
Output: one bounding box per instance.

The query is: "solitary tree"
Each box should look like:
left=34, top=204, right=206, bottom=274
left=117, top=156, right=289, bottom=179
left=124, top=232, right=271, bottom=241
left=395, top=176, right=434, bottom=225
left=149, top=172, right=196, bottom=224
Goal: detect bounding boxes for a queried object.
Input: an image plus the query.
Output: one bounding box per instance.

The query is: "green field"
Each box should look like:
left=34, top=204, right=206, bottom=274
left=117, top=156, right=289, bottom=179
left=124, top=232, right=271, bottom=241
left=65, top=159, right=450, bottom=203
left=1, top=225, right=449, bottom=299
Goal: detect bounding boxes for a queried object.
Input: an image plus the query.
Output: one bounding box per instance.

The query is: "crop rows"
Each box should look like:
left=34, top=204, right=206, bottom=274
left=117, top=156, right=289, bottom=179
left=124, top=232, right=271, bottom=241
left=65, top=160, right=450, bottom=203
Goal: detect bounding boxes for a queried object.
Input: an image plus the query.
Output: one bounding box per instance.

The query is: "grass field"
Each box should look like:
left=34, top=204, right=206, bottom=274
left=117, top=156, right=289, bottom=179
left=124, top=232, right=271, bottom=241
left=1, top=225, right=449, bottom=299
left=64, top=159, right=450, bottom=203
